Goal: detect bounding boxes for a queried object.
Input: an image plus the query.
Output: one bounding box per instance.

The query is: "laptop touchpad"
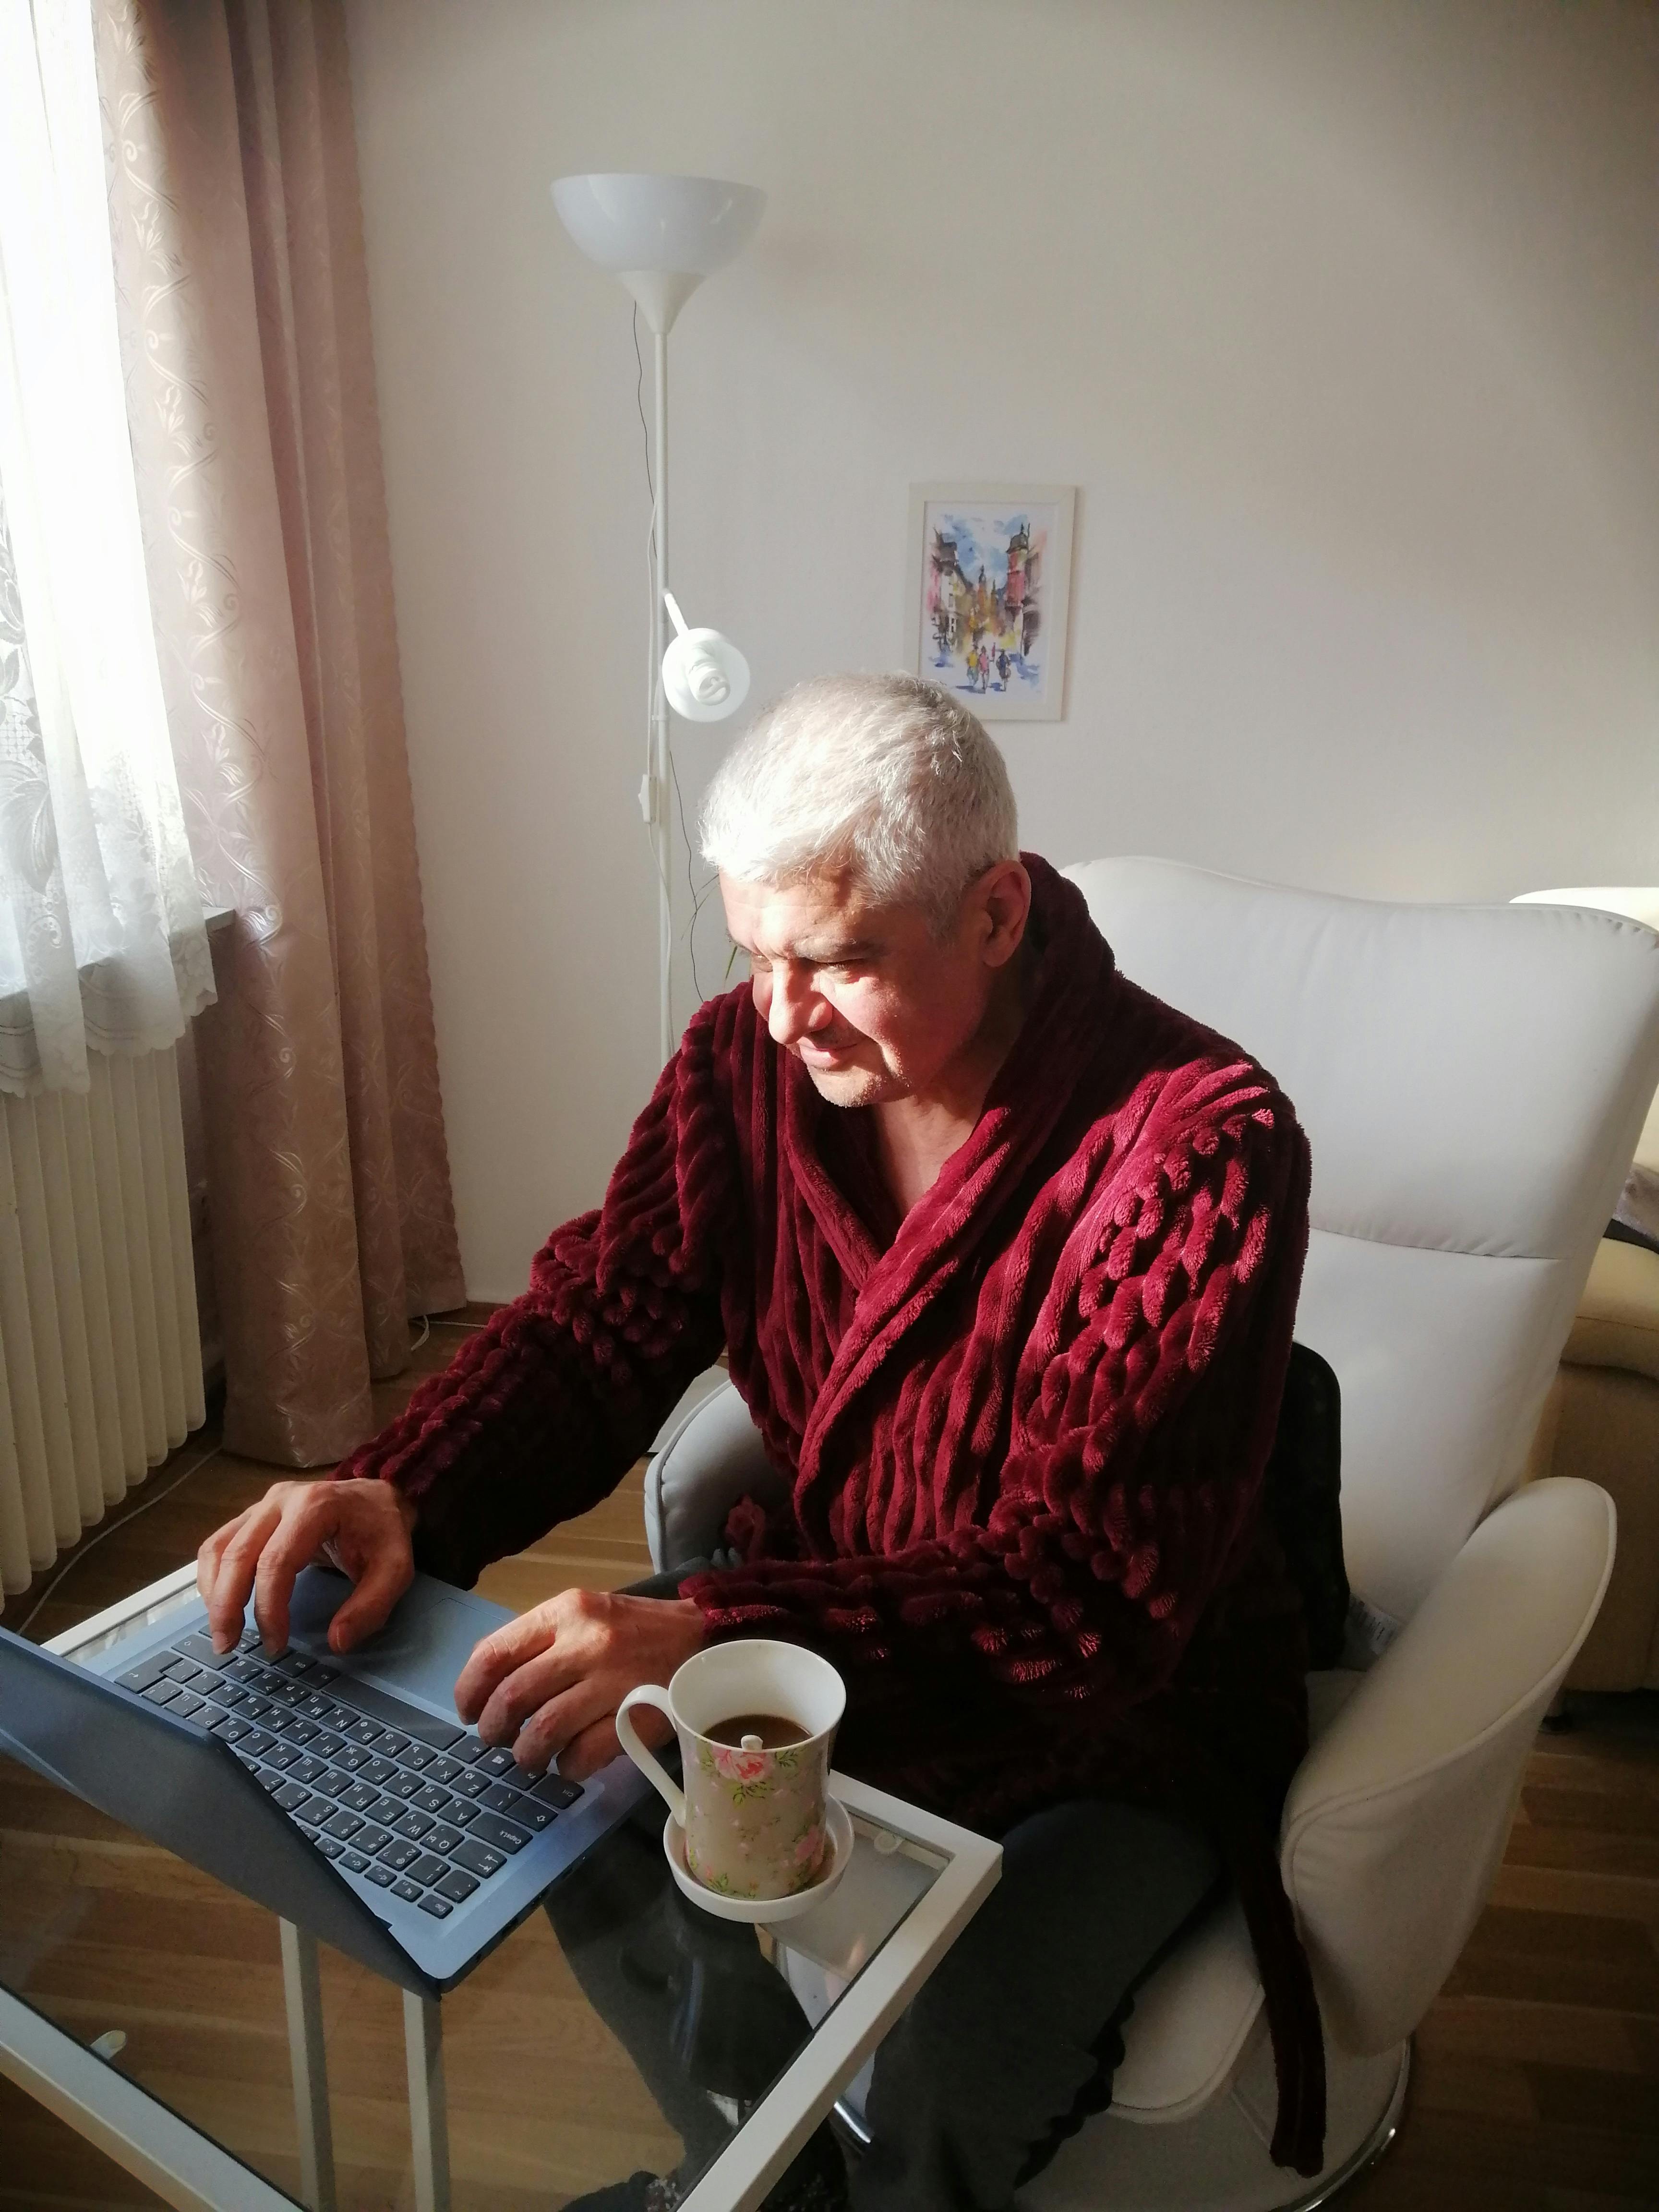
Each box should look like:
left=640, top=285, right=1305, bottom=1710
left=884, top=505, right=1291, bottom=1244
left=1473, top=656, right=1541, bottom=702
left=288, top=1566, right=515, bottom=1718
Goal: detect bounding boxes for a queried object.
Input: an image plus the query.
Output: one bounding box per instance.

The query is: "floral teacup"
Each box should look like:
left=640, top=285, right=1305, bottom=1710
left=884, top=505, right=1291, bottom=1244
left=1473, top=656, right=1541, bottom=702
left=616, top=1641, right=844, bottom=1902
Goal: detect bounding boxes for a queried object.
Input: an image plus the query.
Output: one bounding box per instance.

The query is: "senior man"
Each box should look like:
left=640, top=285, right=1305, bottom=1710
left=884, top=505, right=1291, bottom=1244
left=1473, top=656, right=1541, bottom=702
left=198, top=674, right=1323, bottom=2208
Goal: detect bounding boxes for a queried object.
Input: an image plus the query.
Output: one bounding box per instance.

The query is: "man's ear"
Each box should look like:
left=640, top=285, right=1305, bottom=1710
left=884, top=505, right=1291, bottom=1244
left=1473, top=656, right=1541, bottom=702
left=976, top=860, right=1031, bottom=967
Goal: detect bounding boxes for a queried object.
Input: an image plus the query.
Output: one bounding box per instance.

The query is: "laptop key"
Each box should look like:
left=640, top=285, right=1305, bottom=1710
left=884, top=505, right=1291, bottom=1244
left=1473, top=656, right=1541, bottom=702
left=212, top=1716, right=253, bottom=1743
left=451, top=1839, right=505, bottom=1880
left=264, top=1743, right=302, bottom=1772
left=475, top=1747, right=518, bottom=1780
left=435, top=1866, right=480, bottom=1904
left=294, top=1794, right=335, bottom=1825
left=412, top=1785, right=452, bottom=1817
left=427, top=1756, right=464, bottom=1786
left=455, top=1737, right=492, bottom=1765
left=394, top=1810, right=435, bottom=1841
left=257, top=1768, right=287, bottom=1793
left=224, top=1657, right=265, bottom=1686
left=418, top=1893, right=453, bottom=1919
left=282, top=1719, right=320, bottom=1746
left=427, top=1823, right=464, bottom=1856
left=163, top=1656, right=207, bottom=1684
left=170, top=1693, right=208, bottom=1721
left=290, top=1755, right=327, bottom=1786
left=391, top=1878, right=424, bottom=1903
left=378, top=1732, right=411, bottom=1758
left=444, top=1799, right=480, bottom=1828
left=364, top=1864, right=397, bottom=1889
left=324, top=1811, right=364, bottom=1841
left=377, top=1838, right=421, bottom=1872
left=274, top=1781, right=310, bottom=1811
left=316, top=1836, right=345, bottom=1860
left=449, top=1769, right=489, bottom=1800
left=406, top=1852, right=448, bottom=1887
left=399, top=1743, right=437, bottom=1772
left=213, top=1683, right=250, bottom=1710
left=480, top=1782, right=524, bottom=1817
left=176, top=1633, right=229, bottom=1669
left=343, top=1719, right=385, bottom=1749
left=313, top=1731, right=347, bottom=1761
left=368, top=1795, right=406, bottom=1827
left=356, top=1823, right=391, bottom=1854
left=333, top=1745, right=373, bottom=1775
left=119, top=1658, right=172, bottom=1693
left=360, top=1756, right=397, bottom=1786
left=315, top=1769, right=354, bottom=1800
left=342, top=1850, right=371, bottom=1874
left=385, top=1772, right=423, bottom=1801
left=514, top=1803, right=556, bottom=1832
left=340, top=1782, right=380, bottom=1815
left=142, top=1681, right=182, bottom=1707
left=297, top=1695, right=338, bottom=1725
left=526, top=1775, right=585, bottom=1811
left=468, top=1811, right=529, bottom=1854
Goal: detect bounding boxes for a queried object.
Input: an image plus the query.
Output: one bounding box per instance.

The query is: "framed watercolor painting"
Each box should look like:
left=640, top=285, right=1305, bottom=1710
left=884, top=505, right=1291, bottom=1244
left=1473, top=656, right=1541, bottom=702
left=904, top=483, right=1075, bottom=721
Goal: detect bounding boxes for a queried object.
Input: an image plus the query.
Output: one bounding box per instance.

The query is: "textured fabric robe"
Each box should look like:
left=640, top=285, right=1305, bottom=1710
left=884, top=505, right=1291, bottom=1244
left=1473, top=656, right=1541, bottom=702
left=340, top=856, right=1324, bottom=2171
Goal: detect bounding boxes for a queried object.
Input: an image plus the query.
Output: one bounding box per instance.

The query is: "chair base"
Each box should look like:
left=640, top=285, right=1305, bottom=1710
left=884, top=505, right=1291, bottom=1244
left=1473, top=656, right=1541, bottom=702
left=1018, top=2033, right=1410, bottom=2212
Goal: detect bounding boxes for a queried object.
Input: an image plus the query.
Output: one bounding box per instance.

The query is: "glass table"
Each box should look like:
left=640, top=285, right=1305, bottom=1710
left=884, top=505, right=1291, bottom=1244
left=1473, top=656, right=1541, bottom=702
left=0, top=1564, right=1002, bottom=2212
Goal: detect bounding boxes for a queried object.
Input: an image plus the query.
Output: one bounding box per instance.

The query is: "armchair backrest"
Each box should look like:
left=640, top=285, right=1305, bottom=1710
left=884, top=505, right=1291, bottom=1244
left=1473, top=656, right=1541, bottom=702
left=1065, top=859, right=1659, bottom=1623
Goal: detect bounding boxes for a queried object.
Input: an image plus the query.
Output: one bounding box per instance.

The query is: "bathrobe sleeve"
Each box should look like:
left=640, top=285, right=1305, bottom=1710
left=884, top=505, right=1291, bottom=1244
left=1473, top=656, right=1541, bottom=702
left=335, top=1002, right=733, bottom=1587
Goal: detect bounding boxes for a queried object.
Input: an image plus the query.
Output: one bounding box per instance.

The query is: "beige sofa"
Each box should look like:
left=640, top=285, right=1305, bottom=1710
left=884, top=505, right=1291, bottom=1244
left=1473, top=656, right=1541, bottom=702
left=1519, top=888, right=1659, bottom=1692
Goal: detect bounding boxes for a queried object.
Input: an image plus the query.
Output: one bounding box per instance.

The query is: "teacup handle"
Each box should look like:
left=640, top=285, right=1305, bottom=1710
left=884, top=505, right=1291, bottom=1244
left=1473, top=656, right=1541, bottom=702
left=615, top=1685, right=685, bottom=1826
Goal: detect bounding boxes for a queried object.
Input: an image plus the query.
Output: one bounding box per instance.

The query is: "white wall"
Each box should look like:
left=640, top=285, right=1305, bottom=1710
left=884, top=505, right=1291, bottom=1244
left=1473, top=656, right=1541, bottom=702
left=345, top=0, right=1659, bottom=1300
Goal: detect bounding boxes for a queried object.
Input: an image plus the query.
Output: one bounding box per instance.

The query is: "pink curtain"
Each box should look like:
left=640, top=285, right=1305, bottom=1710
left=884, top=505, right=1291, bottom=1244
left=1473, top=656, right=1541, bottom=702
left=96, top=0, right=465, bottom=1464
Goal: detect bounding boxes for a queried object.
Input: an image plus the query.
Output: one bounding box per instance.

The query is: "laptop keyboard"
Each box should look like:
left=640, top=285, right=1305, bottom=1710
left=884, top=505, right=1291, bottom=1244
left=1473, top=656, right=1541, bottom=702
left=116, top=1625, right=583, bottom=1921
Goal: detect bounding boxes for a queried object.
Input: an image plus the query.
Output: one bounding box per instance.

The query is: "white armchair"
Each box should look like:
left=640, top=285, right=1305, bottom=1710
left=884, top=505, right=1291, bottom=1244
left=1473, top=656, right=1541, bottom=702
left=646, top=860, right=1659, bottom=2211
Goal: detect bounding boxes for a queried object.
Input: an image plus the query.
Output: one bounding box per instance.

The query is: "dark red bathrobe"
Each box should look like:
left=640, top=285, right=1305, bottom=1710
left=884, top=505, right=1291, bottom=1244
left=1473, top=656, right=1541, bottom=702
left=340, top=856, right=1324, bottom=2171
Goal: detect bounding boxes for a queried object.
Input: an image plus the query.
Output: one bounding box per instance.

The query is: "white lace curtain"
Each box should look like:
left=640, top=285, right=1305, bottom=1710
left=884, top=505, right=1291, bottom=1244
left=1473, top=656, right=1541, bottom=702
left=0, top=0, right=212, bottom=1095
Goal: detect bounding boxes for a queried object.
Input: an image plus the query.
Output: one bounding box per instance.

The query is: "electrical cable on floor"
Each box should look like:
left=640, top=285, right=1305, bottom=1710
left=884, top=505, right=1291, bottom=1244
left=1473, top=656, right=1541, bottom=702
left=409, top=1313, right=432, bottom=1354
left=15, top=1439, right=225, bottom=1641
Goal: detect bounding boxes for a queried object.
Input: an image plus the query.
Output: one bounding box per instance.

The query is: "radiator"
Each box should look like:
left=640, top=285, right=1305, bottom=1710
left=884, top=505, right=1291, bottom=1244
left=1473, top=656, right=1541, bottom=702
left=0, top=1046, right=204, bottom=1596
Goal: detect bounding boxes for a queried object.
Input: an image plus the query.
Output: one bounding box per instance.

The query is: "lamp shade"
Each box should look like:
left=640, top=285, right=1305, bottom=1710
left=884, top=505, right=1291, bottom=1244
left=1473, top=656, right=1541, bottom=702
left=552, top=173, right=765, bottom=333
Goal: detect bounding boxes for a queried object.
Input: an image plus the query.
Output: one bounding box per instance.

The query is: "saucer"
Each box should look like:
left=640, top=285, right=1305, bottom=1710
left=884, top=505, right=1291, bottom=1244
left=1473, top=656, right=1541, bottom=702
left=663, top=1794, right=854, bottom=1923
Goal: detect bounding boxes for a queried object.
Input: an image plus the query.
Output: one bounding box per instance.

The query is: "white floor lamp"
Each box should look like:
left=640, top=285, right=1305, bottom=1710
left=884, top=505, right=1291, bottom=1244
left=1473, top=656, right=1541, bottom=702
left=552, top=172, right=764, bottom=1063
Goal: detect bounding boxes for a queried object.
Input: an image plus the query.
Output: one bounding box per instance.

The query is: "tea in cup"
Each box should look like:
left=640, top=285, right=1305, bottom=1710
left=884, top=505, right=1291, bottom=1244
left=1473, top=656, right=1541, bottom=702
left=616, top=1641, right=843, bottom=1901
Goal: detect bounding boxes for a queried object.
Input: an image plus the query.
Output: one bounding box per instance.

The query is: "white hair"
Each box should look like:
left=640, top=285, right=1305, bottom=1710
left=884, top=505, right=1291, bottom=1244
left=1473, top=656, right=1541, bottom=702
left=698, top=673, right=1019, bottom=928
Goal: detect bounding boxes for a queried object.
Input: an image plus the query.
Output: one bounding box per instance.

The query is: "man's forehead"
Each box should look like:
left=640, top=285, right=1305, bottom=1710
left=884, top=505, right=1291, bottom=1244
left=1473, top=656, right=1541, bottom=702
left=720, top=870, right=902, bottom=955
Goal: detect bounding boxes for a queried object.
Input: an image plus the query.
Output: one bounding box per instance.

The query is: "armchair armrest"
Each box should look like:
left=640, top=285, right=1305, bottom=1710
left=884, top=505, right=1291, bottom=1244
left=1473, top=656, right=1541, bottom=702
left=645, top=1373, right=788, bottom=1572
left=1280, top=1477, right=1614, bottom=2054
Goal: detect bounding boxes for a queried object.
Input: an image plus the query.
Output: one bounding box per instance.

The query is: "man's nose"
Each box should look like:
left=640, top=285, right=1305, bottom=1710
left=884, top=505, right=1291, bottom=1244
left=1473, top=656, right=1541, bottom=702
left=767, top=964, right=826, bottom=1046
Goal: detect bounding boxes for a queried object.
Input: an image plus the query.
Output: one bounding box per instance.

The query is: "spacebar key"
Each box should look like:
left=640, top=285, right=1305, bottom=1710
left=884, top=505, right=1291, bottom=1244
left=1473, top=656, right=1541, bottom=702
left=326, top=1676, right=464, bottom=1751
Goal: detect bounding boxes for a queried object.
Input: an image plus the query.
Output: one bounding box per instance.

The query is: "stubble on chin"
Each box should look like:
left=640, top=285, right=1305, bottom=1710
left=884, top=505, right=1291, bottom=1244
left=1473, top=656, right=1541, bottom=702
left=801, top=1058, right=899, bottom=1109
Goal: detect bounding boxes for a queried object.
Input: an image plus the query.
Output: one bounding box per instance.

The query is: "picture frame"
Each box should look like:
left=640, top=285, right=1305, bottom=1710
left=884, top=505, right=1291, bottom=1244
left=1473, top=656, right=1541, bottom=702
left=904, top=482, right=1076, bottom=721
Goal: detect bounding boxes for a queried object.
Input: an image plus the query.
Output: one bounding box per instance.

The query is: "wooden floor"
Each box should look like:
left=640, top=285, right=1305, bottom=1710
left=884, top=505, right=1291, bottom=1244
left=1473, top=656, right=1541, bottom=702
left=1, top=1311, right=1656, bottom=2209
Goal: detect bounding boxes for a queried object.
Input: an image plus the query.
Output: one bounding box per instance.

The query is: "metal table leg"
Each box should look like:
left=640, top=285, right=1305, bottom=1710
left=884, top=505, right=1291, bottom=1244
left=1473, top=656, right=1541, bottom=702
left=403, top=1989, right=451, bottom=2212
left=278, top=1922, right=337, bottom=2212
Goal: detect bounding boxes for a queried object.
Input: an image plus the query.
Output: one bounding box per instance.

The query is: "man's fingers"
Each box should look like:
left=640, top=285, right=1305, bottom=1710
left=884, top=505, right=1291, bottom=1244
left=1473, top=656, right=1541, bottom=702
left=327, top=1544, right=413, bottom=1654
left=509, top=1678, right=616, bottom=1773
left=555, top=1716, right=624, bottom=1783
left=251, top=1493, right=338, bottom=1654
left=475, top=1644, right=586, bottom=1747
left=454, top=1608, right=564, bottom=1722
left=202, top=1502, right=283, bottom=1651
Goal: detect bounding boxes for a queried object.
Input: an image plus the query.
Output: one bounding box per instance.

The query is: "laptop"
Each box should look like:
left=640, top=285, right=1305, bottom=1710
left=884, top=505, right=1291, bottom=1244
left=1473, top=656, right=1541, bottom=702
left=0, top=1563, right=648, bottom=1998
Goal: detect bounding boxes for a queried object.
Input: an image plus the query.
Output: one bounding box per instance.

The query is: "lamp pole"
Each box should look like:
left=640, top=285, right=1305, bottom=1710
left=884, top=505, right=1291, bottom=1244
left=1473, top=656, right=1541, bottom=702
left=550, top=174, right=765, bottom=1069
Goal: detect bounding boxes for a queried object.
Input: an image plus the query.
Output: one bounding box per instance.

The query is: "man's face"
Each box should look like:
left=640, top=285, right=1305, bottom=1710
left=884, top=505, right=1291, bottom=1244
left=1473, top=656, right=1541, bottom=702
left=719, top=866, right=1023, bottom=1108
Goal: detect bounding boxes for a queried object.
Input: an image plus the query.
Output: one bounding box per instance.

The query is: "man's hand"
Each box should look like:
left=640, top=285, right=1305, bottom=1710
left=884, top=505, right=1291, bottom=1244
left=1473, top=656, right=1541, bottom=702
left=454, top=1587, right=706, bottom=1782
left=196, top=1478, right=418, bottom=1658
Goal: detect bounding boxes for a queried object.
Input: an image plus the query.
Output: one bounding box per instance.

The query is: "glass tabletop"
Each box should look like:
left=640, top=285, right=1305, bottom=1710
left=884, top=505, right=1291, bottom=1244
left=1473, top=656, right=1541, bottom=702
left=0, top=1569, right=1000, bottom=2212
